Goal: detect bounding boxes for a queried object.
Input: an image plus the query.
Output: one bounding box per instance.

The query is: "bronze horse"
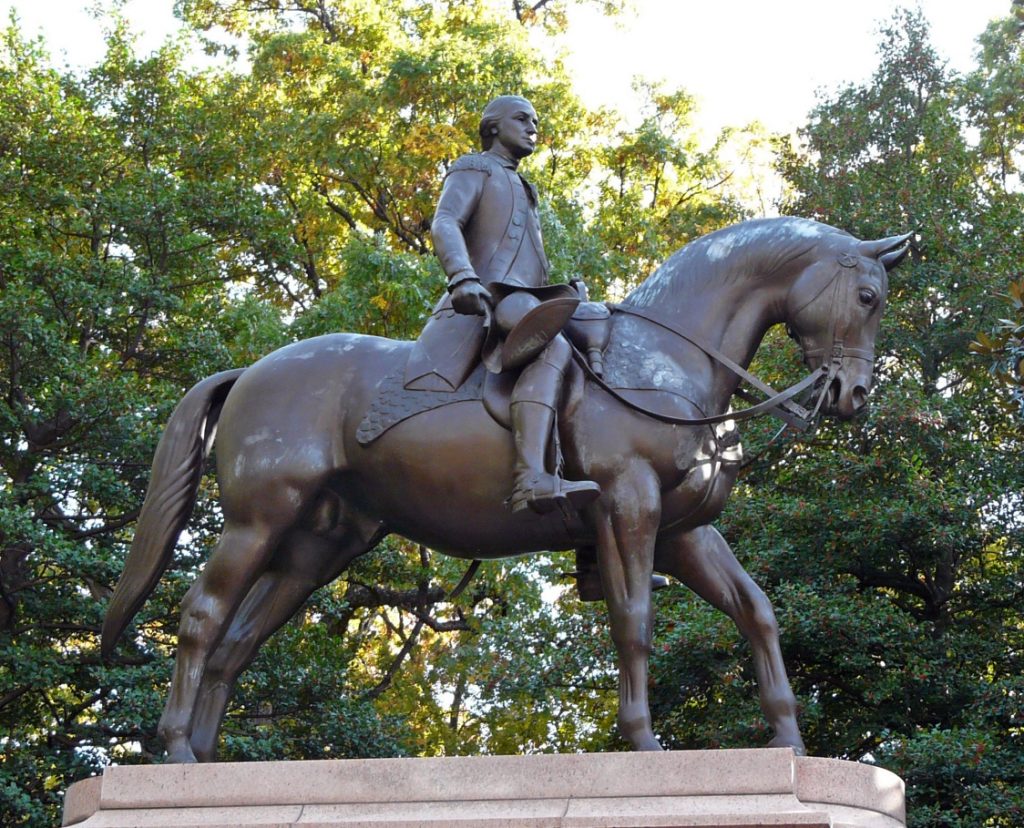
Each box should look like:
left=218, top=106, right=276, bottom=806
left=102, top=217, right=910, bottom=763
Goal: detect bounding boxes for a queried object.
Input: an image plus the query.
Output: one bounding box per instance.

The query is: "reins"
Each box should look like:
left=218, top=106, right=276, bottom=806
left=575, top=262, right=860, bottom=433
left=452, top=262, right=860, bottom=600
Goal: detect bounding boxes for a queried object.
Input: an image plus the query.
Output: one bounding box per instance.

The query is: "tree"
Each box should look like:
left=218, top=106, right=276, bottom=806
left=0, top=3, right=743, bottom=825
left=638, top=9, right=1024, bottom=825
left=0, top=18, right=400, bottom=824
left=966, top=13, right=1024, bottom=416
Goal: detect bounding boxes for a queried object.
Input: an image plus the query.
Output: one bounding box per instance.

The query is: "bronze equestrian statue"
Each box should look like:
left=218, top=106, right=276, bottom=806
left=102, top=96, right=911, bottom=764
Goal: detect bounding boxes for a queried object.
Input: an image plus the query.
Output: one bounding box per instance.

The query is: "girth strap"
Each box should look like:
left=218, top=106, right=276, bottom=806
left=447, top=559, right=482, bottom=601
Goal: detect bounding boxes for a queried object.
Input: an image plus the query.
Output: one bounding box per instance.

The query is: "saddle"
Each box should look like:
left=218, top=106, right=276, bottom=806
left=356, top=361, right=516, bottom=444
left=357, top=300, right=612, bottom=445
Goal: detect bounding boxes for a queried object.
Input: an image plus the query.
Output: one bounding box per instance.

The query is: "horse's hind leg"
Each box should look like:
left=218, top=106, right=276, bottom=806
left=158, top=519, right=282, bottom=763
left=654, top=524, right=805, bottom=753
left=189, top=514, right=384, bottom=761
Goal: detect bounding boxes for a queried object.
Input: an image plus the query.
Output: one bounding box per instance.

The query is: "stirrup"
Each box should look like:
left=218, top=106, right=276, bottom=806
left=570, top=570, right=672, bottom=603
left=509, top=473, right=601, bottom=515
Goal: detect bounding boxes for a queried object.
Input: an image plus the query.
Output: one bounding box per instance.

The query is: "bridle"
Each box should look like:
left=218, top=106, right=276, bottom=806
left=786, top=253, right=876, bottom=421
left=574, top=257, right=875, bottom=432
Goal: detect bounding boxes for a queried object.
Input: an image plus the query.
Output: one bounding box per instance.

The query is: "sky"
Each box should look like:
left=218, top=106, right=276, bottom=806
left=560, top=0, right=1012, bottom=137
left=0, top=0, right=1013, bottom=139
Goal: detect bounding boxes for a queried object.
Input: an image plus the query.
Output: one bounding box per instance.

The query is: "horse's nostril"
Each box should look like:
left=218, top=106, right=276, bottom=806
left=852, top=386, right=869, bottom=410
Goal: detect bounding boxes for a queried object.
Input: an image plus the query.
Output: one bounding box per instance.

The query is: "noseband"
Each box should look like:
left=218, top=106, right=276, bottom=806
left=787, top=255, right=875, bottom=419
left=578, top=256, right=870, bottom=431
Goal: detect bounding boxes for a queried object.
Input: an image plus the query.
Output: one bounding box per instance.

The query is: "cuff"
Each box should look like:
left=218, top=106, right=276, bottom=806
left=447, top=270, right=480, bottom=292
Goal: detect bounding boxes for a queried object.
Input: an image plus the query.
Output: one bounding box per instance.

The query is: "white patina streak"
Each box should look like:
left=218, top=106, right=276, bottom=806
left=705, top=235, right=737, bottom=262
left=243, top=428, right=274, bottom=446
left=789, top=220, right=826, bottom=238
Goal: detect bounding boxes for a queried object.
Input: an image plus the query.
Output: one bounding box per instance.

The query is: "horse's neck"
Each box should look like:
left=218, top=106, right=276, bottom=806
left=681, top=284, right=771, bottom=358
left=617, top=273, right=781, bottom=415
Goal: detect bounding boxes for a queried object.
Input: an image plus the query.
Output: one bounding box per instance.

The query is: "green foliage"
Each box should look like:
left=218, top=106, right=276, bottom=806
left=3, top=3, right=1023, bottom=828
left=714, top=9, right=1024, bottom=825
left=589, top=81, right=744, bottom=284
left=0, top=22, right=242, bottom=822
left=969, top=276, right=1024, bottom=415
left=966, top=16, right=1024, bottom=416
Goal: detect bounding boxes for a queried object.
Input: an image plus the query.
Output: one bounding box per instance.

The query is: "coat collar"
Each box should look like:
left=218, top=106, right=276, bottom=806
left=482, top=150, right=520, bottom=171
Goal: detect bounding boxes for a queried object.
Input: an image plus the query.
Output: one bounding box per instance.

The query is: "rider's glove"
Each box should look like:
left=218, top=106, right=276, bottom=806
left=450, top=278, right=493, bottom=316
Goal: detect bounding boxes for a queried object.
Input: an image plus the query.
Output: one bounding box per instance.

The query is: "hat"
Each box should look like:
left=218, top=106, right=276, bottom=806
left=481, top=283, right=579, bottom=373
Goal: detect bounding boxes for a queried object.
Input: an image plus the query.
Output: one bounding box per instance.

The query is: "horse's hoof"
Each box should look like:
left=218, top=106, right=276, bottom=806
left=164, top=741, right=199, bottom=764
left=767, top=736, right=806, bottom=756
left=624, top=729, right=663, bottom=751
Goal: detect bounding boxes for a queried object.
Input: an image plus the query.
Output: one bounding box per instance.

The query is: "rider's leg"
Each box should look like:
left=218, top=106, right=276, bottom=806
left=509, top=335, right=600, bottom=513
left=654, top=524, right=805, bottom=753
left=573, top=543, right=670, bottom=602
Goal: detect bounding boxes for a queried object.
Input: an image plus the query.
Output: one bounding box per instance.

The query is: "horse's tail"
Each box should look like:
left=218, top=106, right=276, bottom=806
left=101, top=368, right=246, bottom=658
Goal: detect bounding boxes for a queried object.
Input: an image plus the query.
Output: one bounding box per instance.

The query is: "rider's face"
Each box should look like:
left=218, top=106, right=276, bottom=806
left=492, top=104, right=539, bottom=160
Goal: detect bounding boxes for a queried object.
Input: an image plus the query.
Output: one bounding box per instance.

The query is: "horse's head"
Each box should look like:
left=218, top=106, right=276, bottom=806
left=785, top=232, right=911, bottom=419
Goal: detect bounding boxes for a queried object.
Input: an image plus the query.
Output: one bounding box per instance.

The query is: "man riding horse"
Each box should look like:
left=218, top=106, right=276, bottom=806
left=409, top=94, right=600, bottom=515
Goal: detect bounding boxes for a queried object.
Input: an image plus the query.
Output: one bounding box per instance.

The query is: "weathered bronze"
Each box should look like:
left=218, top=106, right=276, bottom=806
left=102, top=98, right=912, bottom=764
left=413, top=95, right=599, bottom=515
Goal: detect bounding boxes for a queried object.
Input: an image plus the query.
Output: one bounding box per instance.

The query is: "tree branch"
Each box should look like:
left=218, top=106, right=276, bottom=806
left=361, top=617, right=424, bottom=701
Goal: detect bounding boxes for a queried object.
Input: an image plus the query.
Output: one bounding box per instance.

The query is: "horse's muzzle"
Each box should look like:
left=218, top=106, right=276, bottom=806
left=824, top=375, right=871, bottom=419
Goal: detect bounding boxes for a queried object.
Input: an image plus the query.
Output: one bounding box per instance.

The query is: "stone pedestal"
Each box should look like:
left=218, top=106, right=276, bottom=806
left=63, top=748, right=904, bottom=827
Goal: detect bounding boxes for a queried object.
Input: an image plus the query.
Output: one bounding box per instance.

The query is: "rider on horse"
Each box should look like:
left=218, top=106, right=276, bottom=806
left=420, top=95, right=601, bottom=515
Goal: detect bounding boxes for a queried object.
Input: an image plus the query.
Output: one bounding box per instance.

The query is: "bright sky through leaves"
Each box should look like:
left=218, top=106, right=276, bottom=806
left=560, top=0, right=1012, bottom=136
left=1, top=0, right=1011, bottom=137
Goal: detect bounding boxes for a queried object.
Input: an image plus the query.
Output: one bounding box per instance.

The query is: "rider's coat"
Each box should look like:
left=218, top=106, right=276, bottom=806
left=432, top=151, right=549, bottom=288
left=404, top=151, right=551, bottom=391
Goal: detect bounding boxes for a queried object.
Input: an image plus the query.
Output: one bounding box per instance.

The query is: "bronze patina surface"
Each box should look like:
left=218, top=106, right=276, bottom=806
left=102, top=97, right=911, bottom=764
left=417, top=95, right=600, bottom=515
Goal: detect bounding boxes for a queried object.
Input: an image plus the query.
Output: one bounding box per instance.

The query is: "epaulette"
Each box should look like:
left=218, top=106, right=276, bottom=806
left=445, top=153, right=496, bottom=178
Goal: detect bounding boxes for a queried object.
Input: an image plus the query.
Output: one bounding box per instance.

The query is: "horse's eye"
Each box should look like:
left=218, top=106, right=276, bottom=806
left=858, top=289, right=876, bottom=306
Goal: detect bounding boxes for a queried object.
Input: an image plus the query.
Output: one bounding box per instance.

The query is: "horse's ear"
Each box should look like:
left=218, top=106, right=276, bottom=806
left=857, top=232, right=912, bottom=263
left=879, top=242, right=911, bottom=271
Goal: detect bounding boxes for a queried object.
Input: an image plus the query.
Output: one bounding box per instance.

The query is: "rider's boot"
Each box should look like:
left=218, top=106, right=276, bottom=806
left=509, top=401, right=600, bottom=513
left=508, top=339, right=600, bottom=514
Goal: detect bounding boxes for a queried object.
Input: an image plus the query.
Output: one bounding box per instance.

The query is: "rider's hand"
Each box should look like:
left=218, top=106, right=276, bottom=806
left=451, top=280, right=493, bottom=316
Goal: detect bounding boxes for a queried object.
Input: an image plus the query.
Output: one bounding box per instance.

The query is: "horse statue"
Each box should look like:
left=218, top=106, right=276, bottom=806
left=102, top=217, right=911, bottom=763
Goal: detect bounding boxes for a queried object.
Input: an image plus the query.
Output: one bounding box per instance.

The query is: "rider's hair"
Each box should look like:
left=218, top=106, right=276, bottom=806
left=479, top=95, right=533, bottom=150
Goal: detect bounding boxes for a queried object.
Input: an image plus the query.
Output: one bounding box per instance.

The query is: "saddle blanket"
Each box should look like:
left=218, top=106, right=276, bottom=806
left=356, top=362, right=489, bottom=445
left=356, top=333, right=700, bottom=446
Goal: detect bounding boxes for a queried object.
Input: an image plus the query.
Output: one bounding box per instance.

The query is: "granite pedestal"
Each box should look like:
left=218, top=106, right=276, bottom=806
left=62, top=748, right=905, bottom=827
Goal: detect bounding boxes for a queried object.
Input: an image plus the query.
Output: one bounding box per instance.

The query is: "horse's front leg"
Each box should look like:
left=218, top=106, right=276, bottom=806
left=654, top=524, right=805, bottom=754
left=592, top=460, right=662, bottom=751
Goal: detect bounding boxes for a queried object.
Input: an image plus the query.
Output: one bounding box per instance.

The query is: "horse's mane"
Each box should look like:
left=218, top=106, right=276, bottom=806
left=625, top=217, right=852, bottom=308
